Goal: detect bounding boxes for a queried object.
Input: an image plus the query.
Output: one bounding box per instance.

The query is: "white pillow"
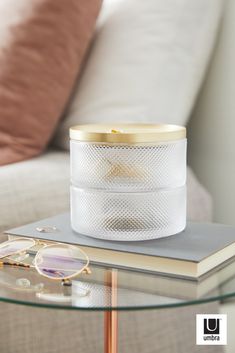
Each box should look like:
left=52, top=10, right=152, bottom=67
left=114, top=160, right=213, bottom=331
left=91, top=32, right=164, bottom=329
left=55, top=0, right=224, bottom=150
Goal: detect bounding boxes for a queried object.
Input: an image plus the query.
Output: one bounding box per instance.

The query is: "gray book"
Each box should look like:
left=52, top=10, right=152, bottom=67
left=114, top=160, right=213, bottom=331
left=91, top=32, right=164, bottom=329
left=5, top=213, right=235, bottom=279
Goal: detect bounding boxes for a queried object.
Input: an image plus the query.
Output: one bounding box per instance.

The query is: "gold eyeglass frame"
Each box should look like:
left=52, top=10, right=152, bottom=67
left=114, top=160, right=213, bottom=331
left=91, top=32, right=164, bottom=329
left=0, top=237, right=90, bottom=281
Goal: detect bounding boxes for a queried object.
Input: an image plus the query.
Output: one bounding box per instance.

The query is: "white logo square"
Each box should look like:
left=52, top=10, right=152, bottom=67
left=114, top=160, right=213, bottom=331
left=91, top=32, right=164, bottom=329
left=196, top=314, right=227, bottom=345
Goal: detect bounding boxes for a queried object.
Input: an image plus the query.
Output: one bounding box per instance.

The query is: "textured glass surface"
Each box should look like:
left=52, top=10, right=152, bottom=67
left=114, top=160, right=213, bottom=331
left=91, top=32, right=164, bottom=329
left=0, top=259, right=235, bottom=311
left=71, top=140, right=186, bottom=191
left=71, top=139, right=187, bottom=241
left=71, top=186, right=186, bottom=241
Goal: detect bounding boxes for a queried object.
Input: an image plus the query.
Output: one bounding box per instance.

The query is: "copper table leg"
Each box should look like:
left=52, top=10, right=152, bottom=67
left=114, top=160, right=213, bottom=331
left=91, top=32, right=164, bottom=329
left=104, top=270, right=118, bottom=353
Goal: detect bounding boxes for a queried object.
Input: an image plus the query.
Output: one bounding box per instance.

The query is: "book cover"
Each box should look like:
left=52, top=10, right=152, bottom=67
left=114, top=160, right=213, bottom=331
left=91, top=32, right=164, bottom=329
left=5, top=213, right=235, bottom=279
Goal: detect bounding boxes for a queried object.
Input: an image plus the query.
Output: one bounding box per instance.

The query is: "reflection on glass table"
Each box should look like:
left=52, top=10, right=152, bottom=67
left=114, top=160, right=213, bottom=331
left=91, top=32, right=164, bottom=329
left=1, top=256, right=235, bottom=353
left=1, top=259, right=235, bottom=309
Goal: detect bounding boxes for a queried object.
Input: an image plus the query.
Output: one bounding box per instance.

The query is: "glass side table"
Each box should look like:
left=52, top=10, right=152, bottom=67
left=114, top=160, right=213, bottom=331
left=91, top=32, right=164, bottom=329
left=0, top=259, right=235, bottom=353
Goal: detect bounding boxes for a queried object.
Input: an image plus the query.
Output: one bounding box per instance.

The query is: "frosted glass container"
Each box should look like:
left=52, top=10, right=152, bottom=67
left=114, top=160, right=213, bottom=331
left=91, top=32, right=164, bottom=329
left=70, top=124, right=187, bottom=241
left=71, top=139, right=186, bottom=191
left=71, top=185, right=186, bottom=241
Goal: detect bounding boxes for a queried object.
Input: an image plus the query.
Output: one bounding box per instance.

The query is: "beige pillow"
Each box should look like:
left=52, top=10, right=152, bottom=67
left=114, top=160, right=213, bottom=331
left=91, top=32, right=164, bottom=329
left=0, top=0, right=102, bottom=165
left=54, top=0, right=224, bottom=150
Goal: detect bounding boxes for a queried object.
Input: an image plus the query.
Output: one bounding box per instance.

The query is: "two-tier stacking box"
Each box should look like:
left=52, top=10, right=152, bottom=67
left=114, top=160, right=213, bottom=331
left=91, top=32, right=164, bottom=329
left=70, top=124, right=187, bottom=241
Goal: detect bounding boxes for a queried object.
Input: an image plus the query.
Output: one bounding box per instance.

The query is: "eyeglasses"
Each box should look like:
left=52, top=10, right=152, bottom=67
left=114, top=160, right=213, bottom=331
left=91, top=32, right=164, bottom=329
left=0, top=238, right=90, bottom=283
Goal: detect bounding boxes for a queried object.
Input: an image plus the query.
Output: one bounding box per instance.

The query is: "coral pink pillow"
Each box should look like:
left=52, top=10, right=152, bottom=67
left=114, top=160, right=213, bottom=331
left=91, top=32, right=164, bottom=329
left=0, top=0, right=101, bottom=165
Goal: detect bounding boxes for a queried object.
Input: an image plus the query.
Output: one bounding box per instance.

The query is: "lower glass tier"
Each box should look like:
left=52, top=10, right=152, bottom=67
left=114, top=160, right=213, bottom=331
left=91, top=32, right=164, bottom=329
left=71, top=186, right=186, bottom=241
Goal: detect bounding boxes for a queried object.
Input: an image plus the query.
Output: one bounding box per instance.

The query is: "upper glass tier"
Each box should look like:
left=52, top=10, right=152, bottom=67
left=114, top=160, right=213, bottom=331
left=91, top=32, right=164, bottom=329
left=0, top=258, right=235, bottom=311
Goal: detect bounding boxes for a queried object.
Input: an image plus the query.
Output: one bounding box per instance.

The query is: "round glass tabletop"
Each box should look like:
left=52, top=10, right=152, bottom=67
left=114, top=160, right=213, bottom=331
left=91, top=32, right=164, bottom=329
left=0, top=258, right=235, bottom=311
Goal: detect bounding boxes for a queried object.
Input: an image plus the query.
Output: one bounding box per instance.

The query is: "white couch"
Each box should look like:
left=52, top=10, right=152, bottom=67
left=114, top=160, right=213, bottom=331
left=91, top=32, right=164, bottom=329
left=188, top=0, right=235, bottom=227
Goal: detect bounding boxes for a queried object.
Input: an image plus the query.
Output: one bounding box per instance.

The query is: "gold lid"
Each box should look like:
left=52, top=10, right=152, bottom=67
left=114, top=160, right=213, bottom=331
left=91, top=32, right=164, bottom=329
left=70, top=123, right=186, bottom=143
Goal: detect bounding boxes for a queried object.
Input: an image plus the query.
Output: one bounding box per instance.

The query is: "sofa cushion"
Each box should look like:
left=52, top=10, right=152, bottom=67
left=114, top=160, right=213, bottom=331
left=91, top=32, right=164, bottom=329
left=0, top=150, right=212, bottom=233
left=187, top=166, right=213, bottom=222
left=54, top=0, right=225, bottom=150
left=0, top=150, right=69, bottom=233
left=0, top=0, right=102, bottom=166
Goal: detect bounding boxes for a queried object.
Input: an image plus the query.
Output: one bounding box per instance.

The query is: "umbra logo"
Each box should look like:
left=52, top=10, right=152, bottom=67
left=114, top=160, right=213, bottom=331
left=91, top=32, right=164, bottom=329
left=204, top=318, right=220, bottom=335
left=196, top=314, right=227, bottom=345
